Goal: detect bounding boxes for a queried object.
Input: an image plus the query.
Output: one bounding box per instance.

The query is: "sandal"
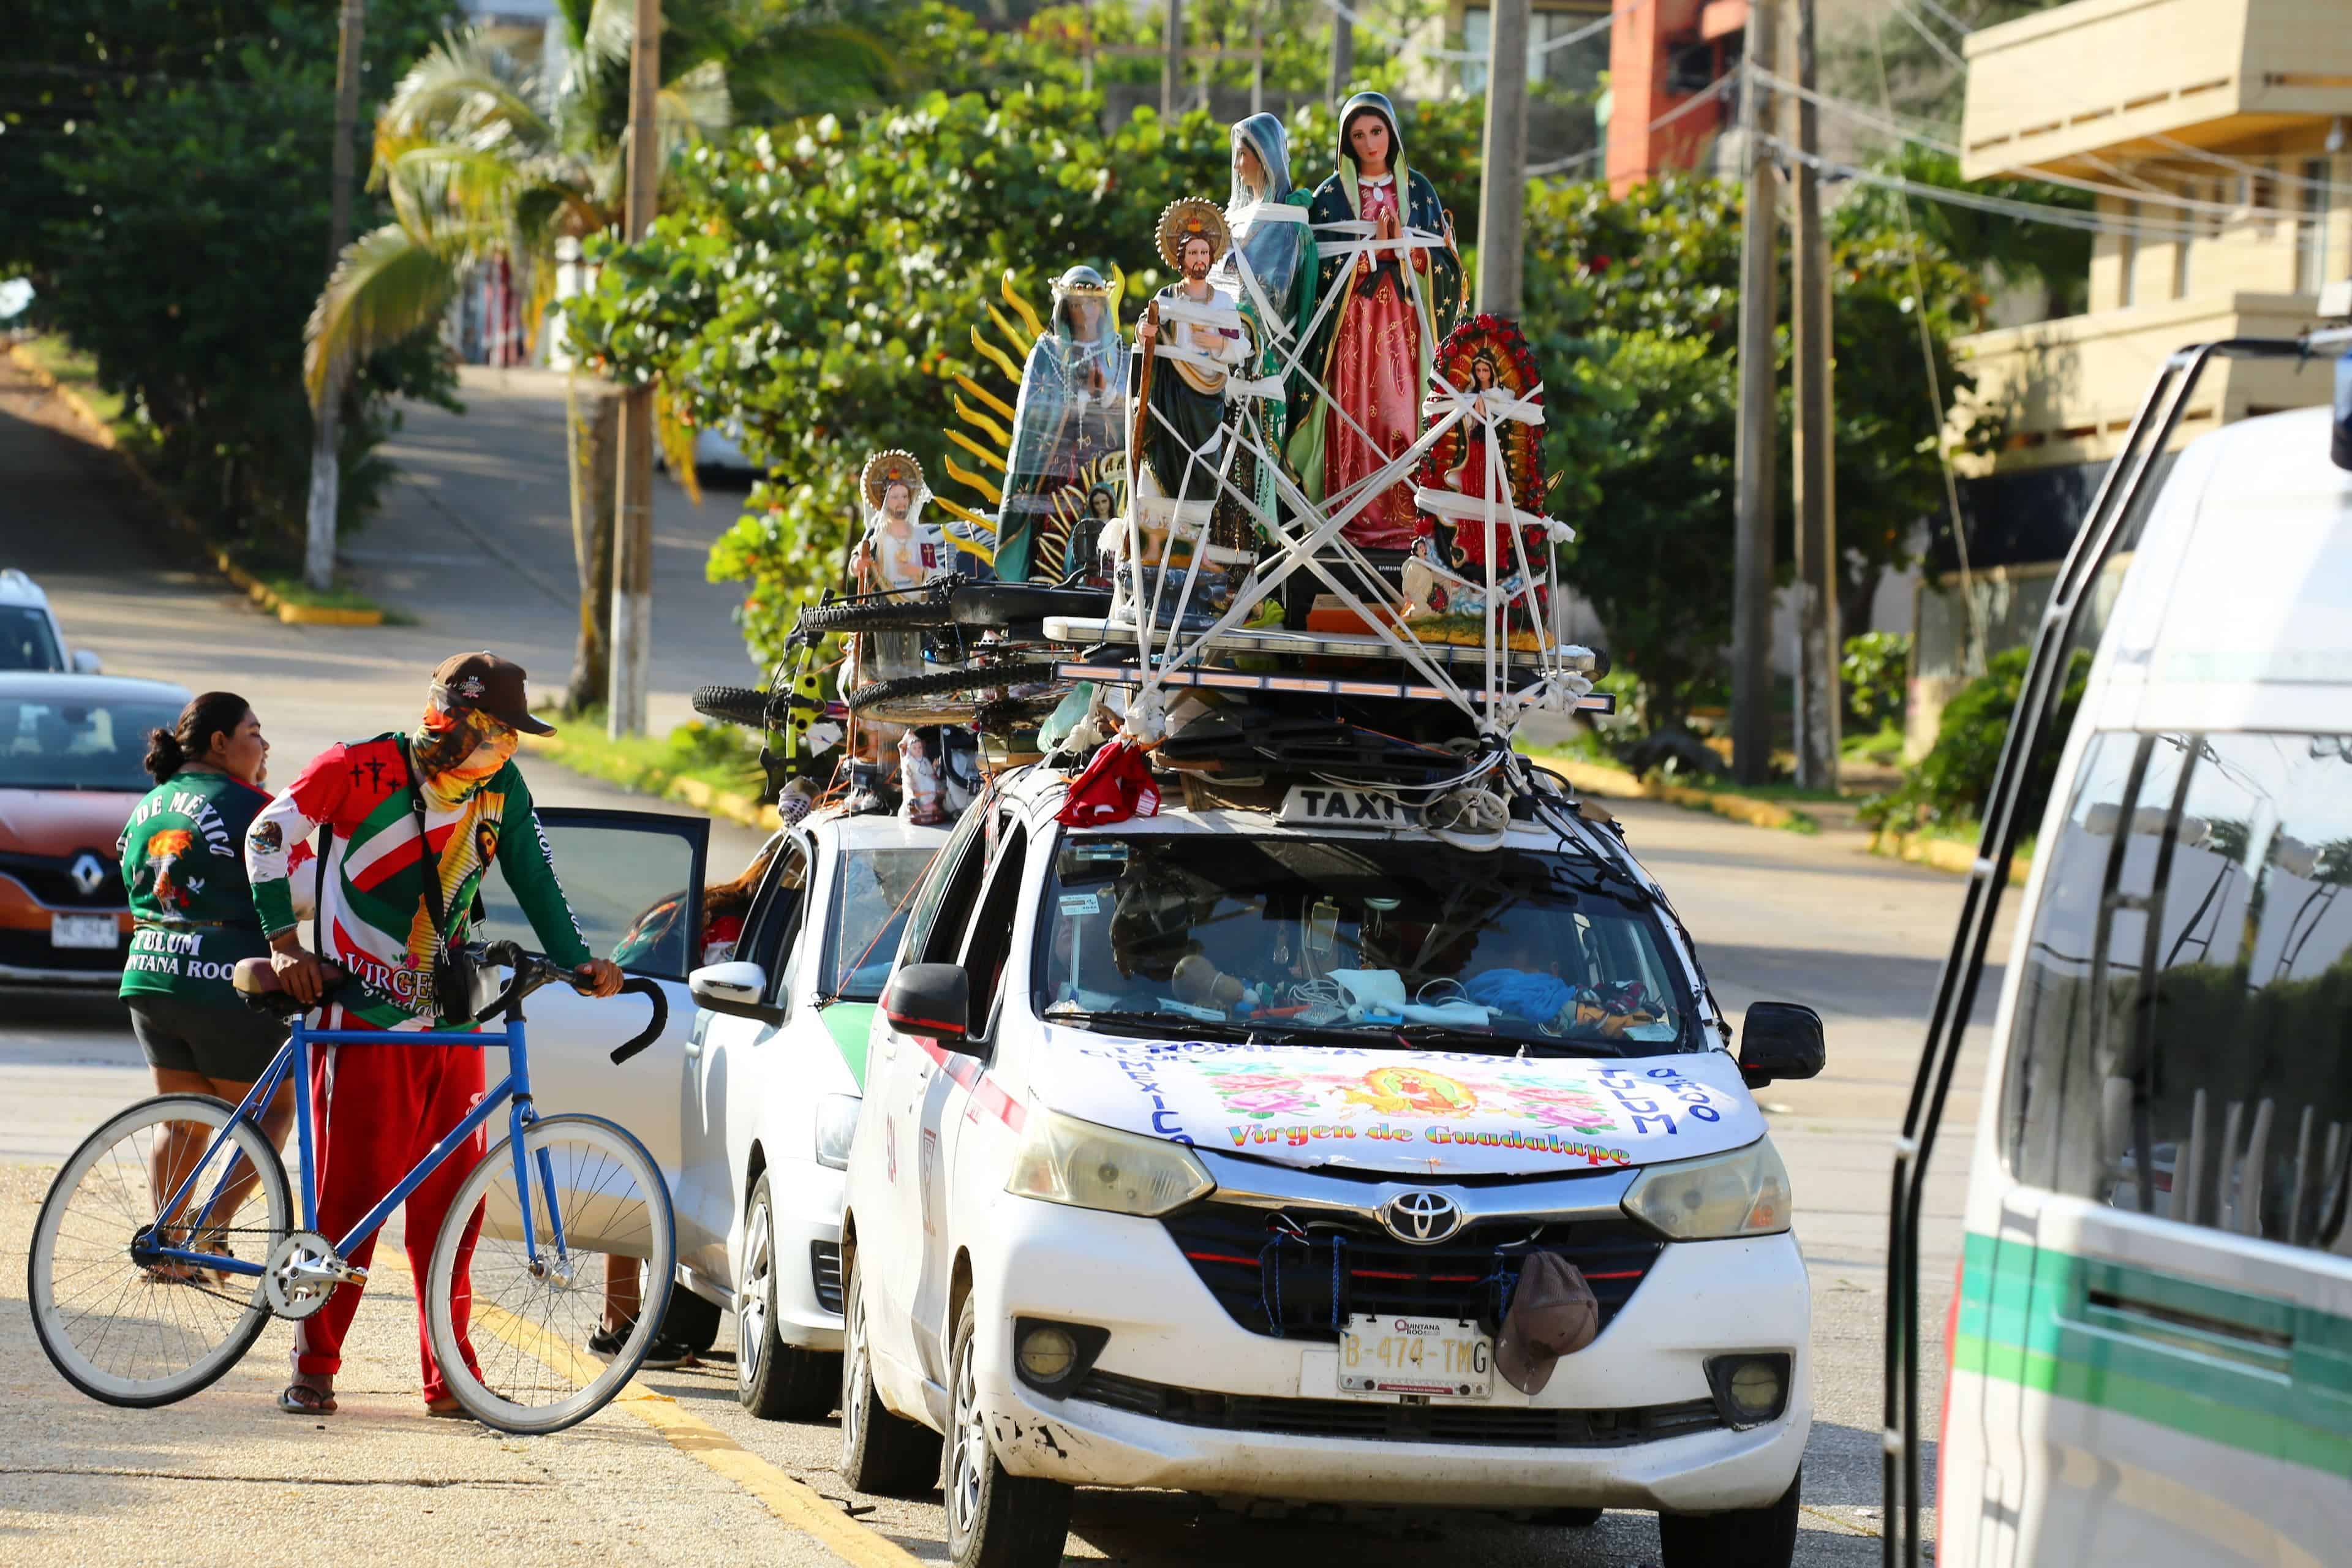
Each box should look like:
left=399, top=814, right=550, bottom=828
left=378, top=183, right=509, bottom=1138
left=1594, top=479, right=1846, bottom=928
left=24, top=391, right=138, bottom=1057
left=278, top=1382, right=337, bottom=1415
left=424, top=1396, right=471, bottom=1420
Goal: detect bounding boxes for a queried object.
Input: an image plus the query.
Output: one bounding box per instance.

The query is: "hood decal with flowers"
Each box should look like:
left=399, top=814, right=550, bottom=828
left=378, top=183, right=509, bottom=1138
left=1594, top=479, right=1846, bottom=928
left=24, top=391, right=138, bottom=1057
left=1035, top=1027, right=1764, bottom=1175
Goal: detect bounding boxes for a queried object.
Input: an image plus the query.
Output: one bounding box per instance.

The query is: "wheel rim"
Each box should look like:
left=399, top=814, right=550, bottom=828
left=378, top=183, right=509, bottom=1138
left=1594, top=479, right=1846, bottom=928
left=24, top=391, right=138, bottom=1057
left=842, top=1272, right=869, bottom=1461
left=948, top=1327, right=987, bottom=1544
left=739, top=1195, right=772, bottom=1390
left=31, top=1095, right=287, bottom=1403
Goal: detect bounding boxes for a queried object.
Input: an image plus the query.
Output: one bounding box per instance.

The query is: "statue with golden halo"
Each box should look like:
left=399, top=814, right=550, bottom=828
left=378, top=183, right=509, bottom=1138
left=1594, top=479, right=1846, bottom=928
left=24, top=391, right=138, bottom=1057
left=1134, top=198, right=1253, bottom=512
left=845, top=450, right=948, bottom=718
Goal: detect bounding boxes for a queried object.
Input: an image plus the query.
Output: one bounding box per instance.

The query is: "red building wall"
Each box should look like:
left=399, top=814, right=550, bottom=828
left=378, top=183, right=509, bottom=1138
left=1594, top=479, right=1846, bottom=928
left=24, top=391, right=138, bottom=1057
left=1605, top=0, right=1745, bottom=193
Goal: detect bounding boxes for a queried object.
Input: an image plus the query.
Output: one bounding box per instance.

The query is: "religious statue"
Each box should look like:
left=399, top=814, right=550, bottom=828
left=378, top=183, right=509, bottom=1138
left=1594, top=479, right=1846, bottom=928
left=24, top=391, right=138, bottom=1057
left=994, top=265, right=1128, bottom=582
left=1403, top=315, right=1559, bottom=649
left=1289, top=91, right=1465, bottom=551
left=1218, top=113, right=1316, bottom=524
left=843, top=450, right=946, bottom=752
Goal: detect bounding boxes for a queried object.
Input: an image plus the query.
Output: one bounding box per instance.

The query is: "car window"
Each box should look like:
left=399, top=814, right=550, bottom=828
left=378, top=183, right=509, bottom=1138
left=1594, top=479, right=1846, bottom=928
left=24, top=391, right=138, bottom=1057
left=904, top=806, right=992, bottom=969
left=476, top=815, right=708, bottom=981
left=748, top=839, right=813, bottom=1006
left=956, top=827, right=1029, bottom=1042
left=822, top=845, right=940, bottom=1003
left=2005, top=731, right=2352, bottom=1251
left=0, top=695, right=180, bottom=790
left=1030, top=834, right=1697, bottom=1054
left=0, top=607, right=64, bottom=672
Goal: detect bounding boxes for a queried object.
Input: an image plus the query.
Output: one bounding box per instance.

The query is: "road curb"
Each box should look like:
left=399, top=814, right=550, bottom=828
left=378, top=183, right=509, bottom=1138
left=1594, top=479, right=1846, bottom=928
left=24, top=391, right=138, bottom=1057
left=1544, top=758, right=1810, bottom=832
left=1868, top=827, right=2034, bottom=886
left=525, top=731, right=783, bottom=832
left=7, top=341, right=385, bottom=627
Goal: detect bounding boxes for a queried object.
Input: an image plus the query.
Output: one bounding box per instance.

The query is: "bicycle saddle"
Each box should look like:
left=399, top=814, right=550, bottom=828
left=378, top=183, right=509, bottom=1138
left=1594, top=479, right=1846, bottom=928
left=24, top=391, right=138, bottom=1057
left=233, top=956, right=350, bottom=1016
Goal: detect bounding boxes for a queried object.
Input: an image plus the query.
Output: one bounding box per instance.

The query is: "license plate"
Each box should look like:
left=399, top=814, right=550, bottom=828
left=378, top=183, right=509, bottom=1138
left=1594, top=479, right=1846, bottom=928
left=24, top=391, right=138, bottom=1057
left=51, top=914, right=119, bottom=950
left=1338, top=1314, right=1493, bottom=1400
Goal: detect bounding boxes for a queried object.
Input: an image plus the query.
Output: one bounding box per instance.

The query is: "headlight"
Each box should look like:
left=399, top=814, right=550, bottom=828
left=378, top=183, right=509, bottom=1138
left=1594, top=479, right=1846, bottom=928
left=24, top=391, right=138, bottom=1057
left=1621, top=1137, right=1792, bottom=1240
left=1005, top=1109, right=1213, bottom=1217
left=813, top=1093, right=860, bottom=1170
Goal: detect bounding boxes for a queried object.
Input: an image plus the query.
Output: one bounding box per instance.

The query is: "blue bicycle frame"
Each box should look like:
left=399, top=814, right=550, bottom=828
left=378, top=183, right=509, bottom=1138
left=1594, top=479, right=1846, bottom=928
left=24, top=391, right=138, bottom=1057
left=140, top=1012, right=564, bottom=1281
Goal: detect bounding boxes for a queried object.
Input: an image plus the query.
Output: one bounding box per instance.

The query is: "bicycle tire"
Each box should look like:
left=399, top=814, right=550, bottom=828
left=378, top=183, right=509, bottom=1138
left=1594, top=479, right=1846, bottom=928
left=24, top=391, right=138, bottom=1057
left=693, top=684, right=774, bottom=729
left=948, top=582, right=1112, bottom=628
left=30, top=1093, right=290, bottom=1408
left=426, top=1112, right=676, bottom=1434
left=843, top=662, right=1066, bottom=726
left=799, top=589, right=958, bottom=635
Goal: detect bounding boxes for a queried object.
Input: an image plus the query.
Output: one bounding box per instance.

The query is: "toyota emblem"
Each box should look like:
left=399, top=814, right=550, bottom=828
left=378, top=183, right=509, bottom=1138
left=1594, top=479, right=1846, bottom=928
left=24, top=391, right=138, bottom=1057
left=69, top=853, right=107, bottom=897
left=1380, top=1189, right=1464, bottom=1245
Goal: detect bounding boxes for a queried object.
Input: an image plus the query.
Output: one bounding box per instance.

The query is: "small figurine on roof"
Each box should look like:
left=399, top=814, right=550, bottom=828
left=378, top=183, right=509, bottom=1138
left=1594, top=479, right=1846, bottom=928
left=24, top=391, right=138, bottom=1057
left=842, top=450, right=946, bottom=758
left=1402, top=314, right=1567, bottom=650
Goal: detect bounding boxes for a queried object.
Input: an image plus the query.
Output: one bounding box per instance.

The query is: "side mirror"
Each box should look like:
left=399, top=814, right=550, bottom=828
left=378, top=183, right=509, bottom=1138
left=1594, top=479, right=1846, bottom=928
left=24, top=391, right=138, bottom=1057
left=690, top=960, right=781, bottom=1025
left=1738, top=1001, right=1825, bottom=1088
left=883, top=962, right=972, bottom=1052
left=72, top=649, right=103, bottom=674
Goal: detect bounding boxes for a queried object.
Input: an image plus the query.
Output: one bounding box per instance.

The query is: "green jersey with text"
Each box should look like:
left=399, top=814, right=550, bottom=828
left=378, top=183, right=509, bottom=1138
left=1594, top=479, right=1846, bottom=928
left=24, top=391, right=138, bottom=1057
left=118, top=769, right=277, bottom=1009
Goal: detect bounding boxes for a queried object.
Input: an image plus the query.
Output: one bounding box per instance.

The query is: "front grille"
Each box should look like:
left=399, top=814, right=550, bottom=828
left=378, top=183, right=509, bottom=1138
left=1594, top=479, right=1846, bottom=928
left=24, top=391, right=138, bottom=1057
left=0, top=853, right=124, bottom=909
left=1162, top=1201, right=1662, bottom=1343
left=1072, top=1369, right=1722, bottom=1447
left=0, top=926, right=123, bottom=973
left=810, top=1241, right=843, bottom=1314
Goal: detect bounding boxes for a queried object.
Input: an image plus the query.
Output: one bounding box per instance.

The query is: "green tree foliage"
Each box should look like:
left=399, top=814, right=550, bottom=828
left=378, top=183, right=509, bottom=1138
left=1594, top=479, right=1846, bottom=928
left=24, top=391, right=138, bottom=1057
left=564, top=88, right=1482, bottom=665
left=2, top=0, right=460, bottom=560
left=1864, top=644, right=2090, bottom=829
left=1840, top=628, right=1912, bottom=731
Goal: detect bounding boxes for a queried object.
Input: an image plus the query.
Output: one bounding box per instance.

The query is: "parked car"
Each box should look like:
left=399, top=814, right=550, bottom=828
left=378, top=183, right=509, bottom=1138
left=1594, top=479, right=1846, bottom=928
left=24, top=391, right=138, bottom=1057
left=681, top=809, right=956, bottom=1415
left=655, top=415, right=756, bottom=477
left=0, top=570, right=103, bottom=674
left=0, top=673, right=186, bottom=984
left=832, top=766, right=1827, bottom=1568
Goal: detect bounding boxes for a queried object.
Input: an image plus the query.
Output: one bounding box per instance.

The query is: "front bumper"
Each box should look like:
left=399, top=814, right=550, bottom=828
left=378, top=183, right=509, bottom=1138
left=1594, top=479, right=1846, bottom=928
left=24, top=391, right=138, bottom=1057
left=971, top=1199, right=1811, bottom=1512
left=757, top=1155, right=847, bottom=1352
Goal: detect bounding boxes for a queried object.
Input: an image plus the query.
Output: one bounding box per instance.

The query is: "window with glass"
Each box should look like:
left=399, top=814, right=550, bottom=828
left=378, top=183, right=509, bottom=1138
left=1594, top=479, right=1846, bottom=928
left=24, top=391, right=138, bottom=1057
left=1031, top=834, right=1700, bottom=1055
left=2297, top=157, right=2331, bottom=296
left=0, top=694, right=179, bottom=790
left=821, top=845, right=941, bottom=1003
left=2005, top=731, right=2352, bottom=1251
left=0, top=607, right=64, bottom=671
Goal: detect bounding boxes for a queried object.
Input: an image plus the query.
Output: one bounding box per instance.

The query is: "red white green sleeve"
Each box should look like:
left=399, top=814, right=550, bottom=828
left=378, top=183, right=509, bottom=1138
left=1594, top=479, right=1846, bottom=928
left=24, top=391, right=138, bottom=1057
left=247, top=744, right=349, bottom=939
left=493, top=766, right=593, bottom=970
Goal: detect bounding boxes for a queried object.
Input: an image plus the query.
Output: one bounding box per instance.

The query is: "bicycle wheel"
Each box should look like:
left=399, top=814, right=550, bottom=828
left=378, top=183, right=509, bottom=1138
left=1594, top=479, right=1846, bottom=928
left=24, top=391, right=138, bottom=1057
left=798, top=587, right=959, bottom=635
left=29, top=1093, right=290, bottom=1407
left=692, top=684, right=774, bottom=729
left=425, top=1112, right=676, bottom=1434
left=844, top=662, right=1067, bottom=726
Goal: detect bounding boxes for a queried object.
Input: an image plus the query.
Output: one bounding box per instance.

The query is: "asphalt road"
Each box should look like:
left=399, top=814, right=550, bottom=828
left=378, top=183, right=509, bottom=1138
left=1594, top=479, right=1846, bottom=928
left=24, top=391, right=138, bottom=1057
left=1, top=359, right=2002, bottom=1564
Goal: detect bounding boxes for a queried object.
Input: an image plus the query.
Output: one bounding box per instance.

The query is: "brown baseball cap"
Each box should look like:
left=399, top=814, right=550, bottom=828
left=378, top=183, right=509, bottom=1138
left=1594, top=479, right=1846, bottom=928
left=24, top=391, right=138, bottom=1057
left=430, top=651, right=556, bottom=736
left=1494, top=1251, right=1601, bottom=1395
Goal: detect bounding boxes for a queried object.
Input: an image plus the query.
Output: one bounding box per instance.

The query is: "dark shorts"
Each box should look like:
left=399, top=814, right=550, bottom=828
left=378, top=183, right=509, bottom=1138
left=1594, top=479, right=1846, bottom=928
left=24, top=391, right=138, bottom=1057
left=129, top=995, right=287, bottom=1084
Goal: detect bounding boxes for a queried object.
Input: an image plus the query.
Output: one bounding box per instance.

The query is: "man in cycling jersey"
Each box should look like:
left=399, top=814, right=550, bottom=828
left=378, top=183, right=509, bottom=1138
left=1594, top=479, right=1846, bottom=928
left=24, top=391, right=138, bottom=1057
left=247, top=651, right=623, bottom=1417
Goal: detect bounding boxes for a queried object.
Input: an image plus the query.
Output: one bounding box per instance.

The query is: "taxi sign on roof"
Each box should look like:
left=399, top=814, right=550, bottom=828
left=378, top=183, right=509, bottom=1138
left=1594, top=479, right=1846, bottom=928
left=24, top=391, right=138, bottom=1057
left=1279, top=785, right=1411, bottom=827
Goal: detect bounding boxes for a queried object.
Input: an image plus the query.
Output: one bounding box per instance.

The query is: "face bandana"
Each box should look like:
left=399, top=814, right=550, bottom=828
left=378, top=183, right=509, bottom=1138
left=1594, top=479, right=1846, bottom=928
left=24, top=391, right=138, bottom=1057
left=404, top=699, right=520, bottom=972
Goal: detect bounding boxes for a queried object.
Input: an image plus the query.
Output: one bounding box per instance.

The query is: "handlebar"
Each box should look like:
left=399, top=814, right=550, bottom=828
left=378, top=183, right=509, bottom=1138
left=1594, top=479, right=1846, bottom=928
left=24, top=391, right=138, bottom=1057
left=467, top=942, right=669, bottom=1063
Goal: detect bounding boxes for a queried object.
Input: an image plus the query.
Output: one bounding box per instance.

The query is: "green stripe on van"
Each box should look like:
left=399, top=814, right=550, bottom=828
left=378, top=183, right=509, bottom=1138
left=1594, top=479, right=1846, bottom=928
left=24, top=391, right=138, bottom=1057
left=822, top=1002, right=877, bottom=1089
left=1952, top=1231, right=2352, bottom=1477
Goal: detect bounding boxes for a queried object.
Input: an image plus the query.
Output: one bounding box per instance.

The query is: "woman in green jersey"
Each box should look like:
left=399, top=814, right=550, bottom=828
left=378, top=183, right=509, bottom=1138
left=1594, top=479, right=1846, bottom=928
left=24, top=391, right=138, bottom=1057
left=120, top=692, right=293, bottom=1256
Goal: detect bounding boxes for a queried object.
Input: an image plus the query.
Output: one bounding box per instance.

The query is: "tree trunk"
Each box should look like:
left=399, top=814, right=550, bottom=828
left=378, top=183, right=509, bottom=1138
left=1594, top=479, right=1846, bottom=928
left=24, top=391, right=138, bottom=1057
left=565, top=374, right=621, bottom=715
left=1840, top=555, right=1883, bottom=647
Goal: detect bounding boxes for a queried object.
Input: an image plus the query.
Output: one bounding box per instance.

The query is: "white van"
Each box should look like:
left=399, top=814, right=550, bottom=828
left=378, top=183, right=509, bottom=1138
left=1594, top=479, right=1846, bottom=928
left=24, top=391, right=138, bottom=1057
left=1920, top=374, right=2352, bottom=1566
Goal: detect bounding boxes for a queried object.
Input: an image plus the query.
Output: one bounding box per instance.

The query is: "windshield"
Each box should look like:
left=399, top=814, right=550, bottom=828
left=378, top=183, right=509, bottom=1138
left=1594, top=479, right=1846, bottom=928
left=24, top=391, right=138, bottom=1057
left=0, top=695, right=178, bottom=791
left=824, top=845, right=940, bottom=1002
left=0, top=607, right=64, bottom=671
left=1032, top=834, right=1698, bottom=1054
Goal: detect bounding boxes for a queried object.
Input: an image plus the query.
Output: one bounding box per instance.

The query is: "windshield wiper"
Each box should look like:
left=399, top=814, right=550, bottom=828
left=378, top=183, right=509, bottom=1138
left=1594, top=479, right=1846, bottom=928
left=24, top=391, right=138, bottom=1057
left=1041, top=1007, right=1252, bottom=1042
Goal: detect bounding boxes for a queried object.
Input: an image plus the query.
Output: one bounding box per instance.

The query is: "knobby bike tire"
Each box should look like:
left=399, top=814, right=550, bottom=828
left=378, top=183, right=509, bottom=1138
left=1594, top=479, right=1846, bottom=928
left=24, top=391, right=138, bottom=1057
left=843, top=662, right=1066, bottom=722
left=692, top=684, right=774, bottom=729
left=797, top=590, right=958, bottom=635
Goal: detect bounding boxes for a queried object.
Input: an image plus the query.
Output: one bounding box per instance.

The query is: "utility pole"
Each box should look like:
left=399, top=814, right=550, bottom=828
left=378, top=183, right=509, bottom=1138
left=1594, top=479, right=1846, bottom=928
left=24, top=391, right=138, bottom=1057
left=1790, top=0, right=1839, bottom=788
left=1081, top=0, right=1095, bottom=92
left=1476, top=0, right=1531, bottom=318
left=1162, top=0, right=1183, bottom=118
left=1251, top=1, right=1265, bottom=117
left=609, top=0, right=660, bottom=739
left=1329, top=0, right=1352, bottom=103
left=301, top=0, right=367, bottom=593
left=1730, top=0, right=1779, bottom=786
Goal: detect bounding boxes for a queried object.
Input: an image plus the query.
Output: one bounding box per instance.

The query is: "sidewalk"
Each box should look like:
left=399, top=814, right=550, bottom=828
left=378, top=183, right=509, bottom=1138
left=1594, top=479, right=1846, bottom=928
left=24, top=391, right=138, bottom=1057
left=0, top=1166, right=846, bottom=1568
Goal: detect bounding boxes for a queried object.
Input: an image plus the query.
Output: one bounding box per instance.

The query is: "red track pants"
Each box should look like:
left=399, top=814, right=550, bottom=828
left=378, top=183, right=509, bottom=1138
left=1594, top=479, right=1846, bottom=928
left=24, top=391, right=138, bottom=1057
left=292, top=1026, right=488, bottom=1403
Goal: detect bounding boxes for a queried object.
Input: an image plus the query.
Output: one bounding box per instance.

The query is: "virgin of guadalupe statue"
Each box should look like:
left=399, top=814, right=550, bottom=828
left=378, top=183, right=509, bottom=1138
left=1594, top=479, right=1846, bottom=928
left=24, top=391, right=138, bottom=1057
left=1287, top=91, right=1464, bottom=551
left=995, top=265, right=1128, bottom=582
left=1218, top=113, right=1316, bottom=523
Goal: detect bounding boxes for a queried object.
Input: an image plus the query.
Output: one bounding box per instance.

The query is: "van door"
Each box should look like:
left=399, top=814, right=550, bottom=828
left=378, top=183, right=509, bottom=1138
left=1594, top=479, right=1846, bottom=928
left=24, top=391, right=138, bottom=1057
left=472, top=806, right=709, bottom=1202
left=1987, top=729, right=2352, bottom=1567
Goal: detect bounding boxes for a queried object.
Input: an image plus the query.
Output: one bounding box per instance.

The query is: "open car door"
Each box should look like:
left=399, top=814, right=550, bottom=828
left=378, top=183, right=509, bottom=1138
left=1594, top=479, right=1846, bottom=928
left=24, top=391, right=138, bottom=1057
left=472, top=805, right=710, bottom=1199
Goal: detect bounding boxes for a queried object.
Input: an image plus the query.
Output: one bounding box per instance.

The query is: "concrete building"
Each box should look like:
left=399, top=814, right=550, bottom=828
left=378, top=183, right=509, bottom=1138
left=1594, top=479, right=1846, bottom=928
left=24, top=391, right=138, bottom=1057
left=1918, top=0, right=2352, bottom=749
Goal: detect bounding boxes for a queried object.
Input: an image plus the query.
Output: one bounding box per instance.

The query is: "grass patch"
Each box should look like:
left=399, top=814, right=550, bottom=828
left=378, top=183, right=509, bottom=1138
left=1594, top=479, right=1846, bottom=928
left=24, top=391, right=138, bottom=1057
left=530, top=706, right=768, bottom=802
left=249, top=568, right=398, bottom=616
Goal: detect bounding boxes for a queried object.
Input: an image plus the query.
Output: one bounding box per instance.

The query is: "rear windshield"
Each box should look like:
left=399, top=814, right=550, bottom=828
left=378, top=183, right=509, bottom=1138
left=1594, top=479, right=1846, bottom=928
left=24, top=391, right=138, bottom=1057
left=1032, top=833, right=1698, bottom=1056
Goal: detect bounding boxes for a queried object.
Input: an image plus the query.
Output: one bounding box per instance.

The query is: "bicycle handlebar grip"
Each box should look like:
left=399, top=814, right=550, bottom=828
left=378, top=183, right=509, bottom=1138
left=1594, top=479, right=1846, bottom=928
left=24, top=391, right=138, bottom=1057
left=608, top=977, right=669, bottom=1064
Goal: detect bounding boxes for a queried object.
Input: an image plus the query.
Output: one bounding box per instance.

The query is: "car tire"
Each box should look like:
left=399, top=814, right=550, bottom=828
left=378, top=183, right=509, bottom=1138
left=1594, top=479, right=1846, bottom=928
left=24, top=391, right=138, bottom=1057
left=658, top=1275, right=723, bottom=1357
left=736, top=1173, right=839, bottom=1420
left=944, top=1295, right=1072, bottom=1568
left=1656, top=1466, right=1800, bottom=1568
left=839, top=1250, right=940, bottom=1496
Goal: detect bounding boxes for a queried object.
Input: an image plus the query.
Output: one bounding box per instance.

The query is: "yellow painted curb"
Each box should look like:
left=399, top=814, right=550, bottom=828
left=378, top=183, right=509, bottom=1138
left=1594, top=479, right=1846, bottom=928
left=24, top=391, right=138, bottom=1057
left=526, top=732, right=782, bottom=832
left=1546, top=758, right=1804, bottom=832
left=1868, top=828, right=2032, bottom=886
left=8, top=341, right=386, bottom=627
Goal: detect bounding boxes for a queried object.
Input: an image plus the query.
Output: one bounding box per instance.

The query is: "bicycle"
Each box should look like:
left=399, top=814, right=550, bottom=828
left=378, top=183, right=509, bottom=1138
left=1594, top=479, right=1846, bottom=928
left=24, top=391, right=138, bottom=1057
left=28, top=941, right=676, bottom=1435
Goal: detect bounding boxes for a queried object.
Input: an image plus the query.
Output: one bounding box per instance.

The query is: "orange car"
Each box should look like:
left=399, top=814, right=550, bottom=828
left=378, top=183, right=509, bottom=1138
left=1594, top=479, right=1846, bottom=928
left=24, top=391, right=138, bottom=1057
left=0, top=673, right=190, bottom=986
